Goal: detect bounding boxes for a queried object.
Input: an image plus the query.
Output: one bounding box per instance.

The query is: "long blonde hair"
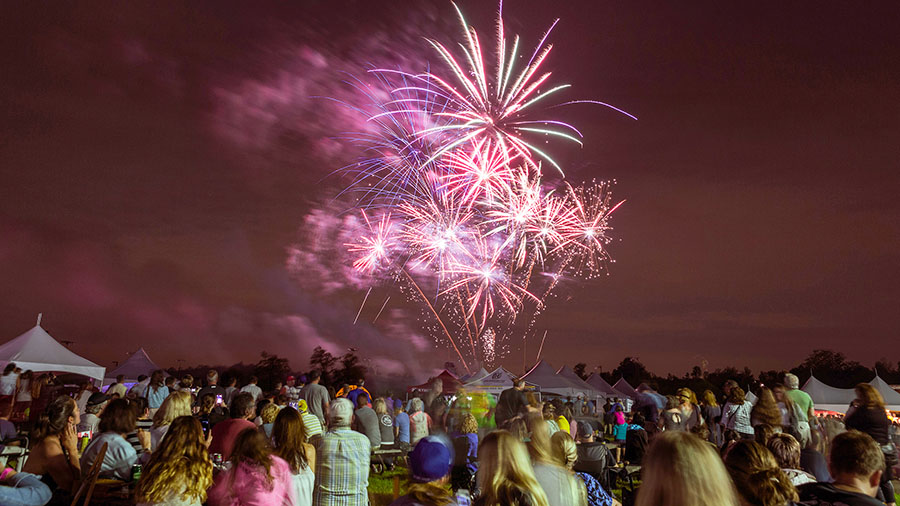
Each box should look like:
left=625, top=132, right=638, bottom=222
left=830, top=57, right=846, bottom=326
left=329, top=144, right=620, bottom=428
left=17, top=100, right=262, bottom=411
left=152, top=390, right=192, bottom=429
left=636, top=431, right=740, bottom=506
left=477, top=431, right=550, bottom=506
left=525, top=411, right=554, bottom=464
left=550, top=431, right=578, bottom=470
left=135, top=416, right=213, bottom=504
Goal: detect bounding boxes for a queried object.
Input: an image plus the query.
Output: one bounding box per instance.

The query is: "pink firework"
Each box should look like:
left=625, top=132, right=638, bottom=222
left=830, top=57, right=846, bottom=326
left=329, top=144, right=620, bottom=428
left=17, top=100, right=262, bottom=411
left=441, top=138, right=520, bottom=206
left=346, top=211, right=396, bottom=273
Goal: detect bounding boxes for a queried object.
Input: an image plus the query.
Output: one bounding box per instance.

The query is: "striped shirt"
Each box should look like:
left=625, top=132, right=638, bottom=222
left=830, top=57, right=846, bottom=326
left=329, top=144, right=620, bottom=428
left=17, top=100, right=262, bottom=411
left=313, top=428, right=370, bottom=506
left=302, top=412, right=323, bottom=440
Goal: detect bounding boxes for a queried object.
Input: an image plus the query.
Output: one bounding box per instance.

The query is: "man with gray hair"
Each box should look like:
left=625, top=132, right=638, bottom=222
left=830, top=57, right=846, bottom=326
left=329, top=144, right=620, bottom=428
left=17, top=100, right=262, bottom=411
left=313, top=398, right=370, bottom=506
left=784, top=373, right=816, bottom=447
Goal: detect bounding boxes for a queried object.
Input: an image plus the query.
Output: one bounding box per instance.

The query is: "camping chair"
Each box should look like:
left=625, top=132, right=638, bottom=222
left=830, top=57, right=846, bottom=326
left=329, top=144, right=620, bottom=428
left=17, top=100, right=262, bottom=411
left=70, top=441, right=107, bottom=506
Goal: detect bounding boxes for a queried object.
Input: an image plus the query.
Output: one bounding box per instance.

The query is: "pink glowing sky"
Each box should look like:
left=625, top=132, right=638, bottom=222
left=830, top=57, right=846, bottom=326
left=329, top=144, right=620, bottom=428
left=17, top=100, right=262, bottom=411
left=1, top=1, right=898, bottom=379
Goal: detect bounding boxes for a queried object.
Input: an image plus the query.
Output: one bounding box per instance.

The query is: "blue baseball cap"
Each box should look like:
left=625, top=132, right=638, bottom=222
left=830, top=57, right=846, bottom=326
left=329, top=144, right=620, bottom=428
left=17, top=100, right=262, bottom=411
left=409, top=436, right=452, bottom=483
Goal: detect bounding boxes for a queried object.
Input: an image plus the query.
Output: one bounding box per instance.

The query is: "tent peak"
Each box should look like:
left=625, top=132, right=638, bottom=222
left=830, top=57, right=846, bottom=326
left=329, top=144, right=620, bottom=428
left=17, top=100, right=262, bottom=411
left=36, top=313, right=43, bottom=326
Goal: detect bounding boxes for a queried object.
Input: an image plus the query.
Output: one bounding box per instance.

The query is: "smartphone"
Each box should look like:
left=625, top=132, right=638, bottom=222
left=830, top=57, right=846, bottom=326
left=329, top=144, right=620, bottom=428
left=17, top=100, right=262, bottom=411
left=201, top=419, right=210, bottom=437
left=215, top=394, right=224, bottom=406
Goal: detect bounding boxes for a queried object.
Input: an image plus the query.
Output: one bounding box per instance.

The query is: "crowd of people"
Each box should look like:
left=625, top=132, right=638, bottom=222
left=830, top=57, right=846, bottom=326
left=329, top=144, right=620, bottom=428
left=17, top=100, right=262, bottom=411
left=0, top=363, right=898, bottom=506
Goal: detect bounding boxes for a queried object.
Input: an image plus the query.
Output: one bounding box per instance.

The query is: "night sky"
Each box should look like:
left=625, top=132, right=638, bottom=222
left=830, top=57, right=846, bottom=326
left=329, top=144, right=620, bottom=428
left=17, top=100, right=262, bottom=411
left=2, top=1, right=898, bottom=379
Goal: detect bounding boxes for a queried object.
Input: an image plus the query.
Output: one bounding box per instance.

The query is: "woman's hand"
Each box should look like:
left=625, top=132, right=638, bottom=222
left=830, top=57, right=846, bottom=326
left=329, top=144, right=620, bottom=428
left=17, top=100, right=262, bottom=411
left=61, top=422, right=79, bottom=454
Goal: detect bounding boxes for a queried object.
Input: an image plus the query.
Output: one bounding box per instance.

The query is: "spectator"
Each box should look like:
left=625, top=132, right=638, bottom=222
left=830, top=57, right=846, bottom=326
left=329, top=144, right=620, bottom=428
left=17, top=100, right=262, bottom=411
left=722, top=387, right=754, bottom=440
left=199, top=370, right=224, bottom=402
left=474, top=430, right=549, bottom=506
left=636, top=431, right=739, bottom=506
left=450, top=413, right=479, bottom=492
left=543, top=402, right=560, bottom=434
left=150, top=390, right=192, bottom=451
left=410, top=398, right=433, bottom=445
left=208, top=392, right=257, bottom=461
left=300, top=370, right=330, bottom=429
left=699, top=389, right=723, bottom=446
left=798, top=430, right=884, bottom=506
left=179, top=374, right=194, bottom=392
left=724, top=440, right=797, bottom=506
left=624, top=413, right=649, bottom=466
left=77, top=392, right=108, bottom=435
left=23, top=395, right=82, bottom=494
left=313, top=398, right=370, bottom=506
left=352, top=393, right=381, bottom=449
left=12, top=369, right=33, bottom=421
left=494, top=379, right=528, bottom=429
left=135, top=416, right=213, bottom=506
left=800, top=427, right=831, bottom=482
left=80, top=398, right=151, bottom=480
left=843, top=383, right=895, bottom=506
left=223, top=376, right=238, bottom=407
left=660, top=395, right=685, bottom=432
left=240, top=376, right=264, bottom=404
left=197, top=393, right=227, bottom=431
left=346, top=379, right=371, bottom=408
left=676, top=388, right=702, bottom=431
left=208, top=428, right=296, bottom=506
left=390, top=436, right=456, bottom=506
left=551, top=431, right=619, bottom=506
left=783, top=373, right=815, bottom=447
left=394, top=399, right=411, bottom=451
left=164, top=376, right=177, bottom=393
left=0, top=468, right=52, bottom=506
left=526, top=411, right=586, bottom=506
left=750, top=387, right=783, bottom=430
left=282, top=376, right=301, bottom=402
left=573, top=422, right=616, bottom=481
left=767, top=433, right=815, bottom=486
left=106, top=374, right=127, bottom=399
left=126, top=396, right=152, bottom=455
left=273, top=407, right=315, bottom=506
left=29, top=374, right=58, bottom=424
left=74, top=381, right=93, bottom=413
left=146, top=370, right=169, bottom=414
left=0, top=363, right=18, bottom=417
left=374, top=397, right=395, bottom=453
left=296, top=400, right=323, bottom=443
left=129, top=375, right=150, bottom=399
left=260, top=402, right=280, bottom=438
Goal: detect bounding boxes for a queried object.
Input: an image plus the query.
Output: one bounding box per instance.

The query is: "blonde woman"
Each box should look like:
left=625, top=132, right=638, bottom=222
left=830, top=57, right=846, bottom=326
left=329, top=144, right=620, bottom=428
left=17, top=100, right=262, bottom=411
left=550, top=431, right=619, bottom=506
left=724, top=440, right=798, bottom=506
left=135, top=416, right=213, bottom=506
left=699, top=389, right=722, bottom=446
left=150, top=390, right=192, bottom=450
left=474, top=430, right=550, bottom=506
left=636, top=431, right=740, bottom=506
left=260, top=402, right=279, bottom=438
left=525, top=411, right=586, bottom=506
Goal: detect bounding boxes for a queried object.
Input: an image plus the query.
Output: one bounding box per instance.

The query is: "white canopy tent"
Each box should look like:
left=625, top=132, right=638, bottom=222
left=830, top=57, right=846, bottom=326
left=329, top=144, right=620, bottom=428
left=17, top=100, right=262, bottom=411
left=612, top=378, right=637, bottom=399
left=556, top=366, right=605, bottom=399
left=0, top=321, right=105, bottom=382
left=522, top=360, right=592, bottom=397
left=460, top=367, right=490, bottom=383
left=463, top=367, right=539, bottom=395
left=104, top=348, right=162, bottom=385
left=869, top=376, right=900, bottom=410
left=585, top=373, right=621, bottom=397
left=801, top=375, right=856, bottom=413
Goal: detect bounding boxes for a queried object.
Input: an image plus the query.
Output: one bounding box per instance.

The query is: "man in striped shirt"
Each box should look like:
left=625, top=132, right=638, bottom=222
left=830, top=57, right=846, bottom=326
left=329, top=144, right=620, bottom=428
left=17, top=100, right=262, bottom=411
left=297, top=399, right=323, bottom=443
left=314, top=398, right=370, bottom=506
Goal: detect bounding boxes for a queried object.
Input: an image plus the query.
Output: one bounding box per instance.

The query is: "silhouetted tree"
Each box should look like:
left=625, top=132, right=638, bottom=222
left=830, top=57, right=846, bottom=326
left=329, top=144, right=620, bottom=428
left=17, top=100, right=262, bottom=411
left=254, top=352, right=291, bottom=392
left=310, top=346, right=338, bottom=385
left=612, top=357, right=650, bottom=387
left=573, top=363, right=588, bottom=380
left=790, top=349, right=873, bottom=388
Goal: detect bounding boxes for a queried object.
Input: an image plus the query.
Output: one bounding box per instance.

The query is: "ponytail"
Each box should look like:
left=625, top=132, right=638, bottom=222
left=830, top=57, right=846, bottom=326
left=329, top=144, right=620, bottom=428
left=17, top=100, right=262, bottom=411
left=746, top=468, right=797, bottom=506
left=30, top=395, right=74, bottom=442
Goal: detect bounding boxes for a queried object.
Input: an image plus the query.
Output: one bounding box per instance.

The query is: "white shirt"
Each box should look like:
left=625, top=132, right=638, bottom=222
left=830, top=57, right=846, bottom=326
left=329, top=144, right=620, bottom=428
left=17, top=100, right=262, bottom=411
left=0, top=374, right=17, bottom=396
left=80, top=432, right=145, bottom=481
left=240, top=384, right=262, bottom=402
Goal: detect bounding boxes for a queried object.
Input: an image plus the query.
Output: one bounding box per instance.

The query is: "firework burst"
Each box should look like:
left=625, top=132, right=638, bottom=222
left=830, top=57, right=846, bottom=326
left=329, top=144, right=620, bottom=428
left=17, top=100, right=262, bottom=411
left=317, top=2, right=631, bottom=371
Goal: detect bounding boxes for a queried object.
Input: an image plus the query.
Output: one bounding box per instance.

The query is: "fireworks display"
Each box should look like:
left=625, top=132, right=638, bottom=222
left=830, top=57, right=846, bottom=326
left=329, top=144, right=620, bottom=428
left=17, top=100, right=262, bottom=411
left=334, top=2, right=632, bottom=371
